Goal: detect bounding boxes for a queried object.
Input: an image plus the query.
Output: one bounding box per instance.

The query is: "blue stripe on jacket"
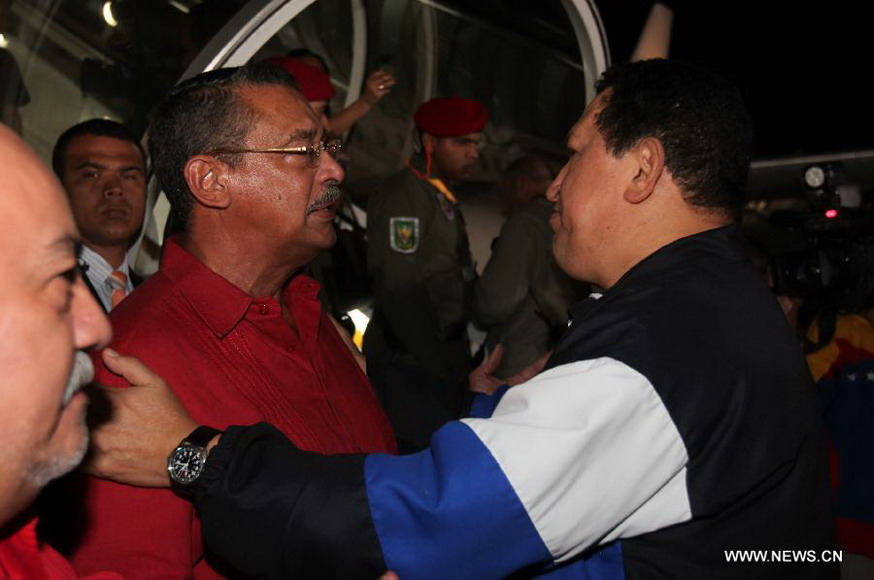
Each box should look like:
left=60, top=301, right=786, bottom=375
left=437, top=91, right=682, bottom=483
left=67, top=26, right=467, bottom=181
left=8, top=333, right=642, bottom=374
left=364, top=413, right=627, bottom=579
left=365, top=420, right=551, bottom=578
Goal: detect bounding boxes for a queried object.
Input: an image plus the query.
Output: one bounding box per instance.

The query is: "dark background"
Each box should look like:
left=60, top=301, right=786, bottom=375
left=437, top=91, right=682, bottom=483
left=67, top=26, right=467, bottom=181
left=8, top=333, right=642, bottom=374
left=596, top=0, right=870, bottom=160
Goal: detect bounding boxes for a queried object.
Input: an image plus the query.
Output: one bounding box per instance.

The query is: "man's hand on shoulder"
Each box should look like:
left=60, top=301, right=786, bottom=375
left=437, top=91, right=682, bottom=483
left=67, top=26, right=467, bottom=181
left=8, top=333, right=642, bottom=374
left=84, top=349, right=198, bottom=487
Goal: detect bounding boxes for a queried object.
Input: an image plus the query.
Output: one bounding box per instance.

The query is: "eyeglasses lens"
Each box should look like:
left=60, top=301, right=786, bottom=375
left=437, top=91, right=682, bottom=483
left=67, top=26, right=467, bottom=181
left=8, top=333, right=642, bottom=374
left=305, top=140, right=342, bottom=167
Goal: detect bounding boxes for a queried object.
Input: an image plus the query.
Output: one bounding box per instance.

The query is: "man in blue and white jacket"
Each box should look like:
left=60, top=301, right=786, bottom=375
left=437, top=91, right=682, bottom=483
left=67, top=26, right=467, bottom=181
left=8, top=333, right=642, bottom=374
left=92, top=59, right=837, bottom=579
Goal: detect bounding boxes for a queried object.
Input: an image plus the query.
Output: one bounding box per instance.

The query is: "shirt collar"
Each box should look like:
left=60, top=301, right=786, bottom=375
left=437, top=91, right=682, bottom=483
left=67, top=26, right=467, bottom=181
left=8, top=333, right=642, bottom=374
left=160, top=237, right=253, bottom=338
left=80, top=245, right=131, bottom=277
left=80, top=246, right=133, bottom=311
left=281, top=272, right=322, bottom=302
left=160, top=237, right=323, bottom=338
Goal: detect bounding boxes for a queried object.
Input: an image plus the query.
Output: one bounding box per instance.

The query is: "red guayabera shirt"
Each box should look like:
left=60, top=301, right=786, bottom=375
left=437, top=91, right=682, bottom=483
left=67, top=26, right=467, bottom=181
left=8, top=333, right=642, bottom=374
left=71, top=238, right=395, bottom=579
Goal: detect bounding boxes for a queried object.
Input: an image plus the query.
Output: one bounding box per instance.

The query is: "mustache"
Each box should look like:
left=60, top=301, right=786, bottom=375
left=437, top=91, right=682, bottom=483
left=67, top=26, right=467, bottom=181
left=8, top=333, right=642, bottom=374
left=307, top=183, right=343, bottom=215
left=62, top=351, right=94, bottom=407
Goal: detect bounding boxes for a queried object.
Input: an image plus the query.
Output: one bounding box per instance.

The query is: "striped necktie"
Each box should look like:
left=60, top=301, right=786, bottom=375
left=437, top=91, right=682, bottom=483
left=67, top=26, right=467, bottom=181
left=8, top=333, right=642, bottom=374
left=107, top=270, right=129, bottom=309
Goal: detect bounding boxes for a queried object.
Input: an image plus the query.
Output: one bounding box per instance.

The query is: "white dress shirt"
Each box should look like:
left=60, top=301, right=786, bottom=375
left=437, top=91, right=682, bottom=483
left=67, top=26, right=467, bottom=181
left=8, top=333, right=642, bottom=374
left=80, top=245, right=134, bottom=312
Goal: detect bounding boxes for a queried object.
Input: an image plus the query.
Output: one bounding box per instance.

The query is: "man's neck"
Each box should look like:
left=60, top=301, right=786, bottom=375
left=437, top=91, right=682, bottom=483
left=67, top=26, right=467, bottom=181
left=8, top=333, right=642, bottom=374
left=410, top=151, right=448, bottom=183
left=600, top=210, right=731, bottom=290
left=428, top=162, right=448, bottom=183
left=84, top=242, right=128, bottom=270
left=178, top=231, right=308, bottom=300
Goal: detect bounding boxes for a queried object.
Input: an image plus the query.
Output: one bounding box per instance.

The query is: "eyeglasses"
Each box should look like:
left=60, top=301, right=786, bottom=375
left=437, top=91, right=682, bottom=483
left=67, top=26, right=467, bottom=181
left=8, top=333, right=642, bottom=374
left=209, top=139, right=342, bottom=168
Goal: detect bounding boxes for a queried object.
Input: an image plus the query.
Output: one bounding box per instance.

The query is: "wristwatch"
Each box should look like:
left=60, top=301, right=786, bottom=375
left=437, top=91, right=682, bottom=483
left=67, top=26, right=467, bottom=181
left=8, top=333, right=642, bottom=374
left=167, top=426, right=222, bottom=492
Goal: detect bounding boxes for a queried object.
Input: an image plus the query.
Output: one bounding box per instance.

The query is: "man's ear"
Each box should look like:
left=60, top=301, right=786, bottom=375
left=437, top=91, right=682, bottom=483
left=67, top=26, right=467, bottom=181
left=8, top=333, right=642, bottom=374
left=184, top=156, right=231, bottom=210
left=421, top=132, right=436, bottom=154
left=624, top=137, right=665, bottom=204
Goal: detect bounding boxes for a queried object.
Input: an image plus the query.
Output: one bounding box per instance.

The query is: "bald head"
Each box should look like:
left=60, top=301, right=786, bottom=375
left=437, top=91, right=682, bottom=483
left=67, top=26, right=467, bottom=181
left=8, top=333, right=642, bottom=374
left=0, top=127, right=78, bottom=282
left=496, top=155, right=554, bottom=215
left=0, top=126, right=111, bottom=524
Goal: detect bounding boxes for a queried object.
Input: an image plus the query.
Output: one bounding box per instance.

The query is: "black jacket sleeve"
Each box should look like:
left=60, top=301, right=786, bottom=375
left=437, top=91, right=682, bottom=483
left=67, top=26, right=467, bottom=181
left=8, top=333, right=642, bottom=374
left=193, top=423, right=387, bottom=579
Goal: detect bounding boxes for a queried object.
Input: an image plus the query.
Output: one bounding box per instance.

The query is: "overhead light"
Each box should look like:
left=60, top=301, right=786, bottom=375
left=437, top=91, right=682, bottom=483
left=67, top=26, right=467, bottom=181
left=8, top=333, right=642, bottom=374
left=0, top=34, right=9, bottom=49
left=102, top=1, right=118, bottom=27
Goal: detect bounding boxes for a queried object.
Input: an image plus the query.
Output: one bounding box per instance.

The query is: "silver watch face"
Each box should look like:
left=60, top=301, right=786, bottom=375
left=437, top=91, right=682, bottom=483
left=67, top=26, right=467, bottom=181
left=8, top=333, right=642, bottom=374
left=167, top=443, right=207, bottom=485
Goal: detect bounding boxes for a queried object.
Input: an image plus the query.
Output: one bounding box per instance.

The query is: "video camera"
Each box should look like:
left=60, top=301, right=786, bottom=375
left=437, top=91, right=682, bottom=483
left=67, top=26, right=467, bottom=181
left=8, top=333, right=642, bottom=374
left=769, top=163, right=874, bottom=312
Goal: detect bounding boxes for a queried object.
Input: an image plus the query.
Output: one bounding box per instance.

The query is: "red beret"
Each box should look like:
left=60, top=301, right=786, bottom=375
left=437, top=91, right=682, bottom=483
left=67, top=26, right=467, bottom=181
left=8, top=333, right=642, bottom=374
left=266, top=57, right=336, bottom=102
left=413, top=97, right=488, bottom=137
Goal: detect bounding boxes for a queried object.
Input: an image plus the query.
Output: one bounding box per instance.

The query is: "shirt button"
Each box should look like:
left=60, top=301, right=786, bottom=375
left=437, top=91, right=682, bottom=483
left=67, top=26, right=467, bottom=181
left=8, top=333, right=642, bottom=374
left=285, top=345, right=295, bottom=353
left=258, top=304, right=270, bottom=315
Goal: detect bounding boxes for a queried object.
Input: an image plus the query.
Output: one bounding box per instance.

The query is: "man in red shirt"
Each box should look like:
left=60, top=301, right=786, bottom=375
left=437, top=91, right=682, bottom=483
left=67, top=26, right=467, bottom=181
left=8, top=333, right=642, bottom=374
left=0, top=125, right=116, bottom=578
left=64, top=63, right=396, bottom=579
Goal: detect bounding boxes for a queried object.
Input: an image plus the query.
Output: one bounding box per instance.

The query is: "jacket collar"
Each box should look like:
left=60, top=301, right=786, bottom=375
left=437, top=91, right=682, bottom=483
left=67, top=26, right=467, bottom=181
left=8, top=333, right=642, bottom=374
left=569, top=224, right=745, bottom=322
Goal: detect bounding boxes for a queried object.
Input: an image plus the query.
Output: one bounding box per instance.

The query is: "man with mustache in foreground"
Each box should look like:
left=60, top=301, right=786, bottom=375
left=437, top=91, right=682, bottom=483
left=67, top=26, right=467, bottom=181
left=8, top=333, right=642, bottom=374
left=66, top=63, right=396, bottom=579
left=53, top=120, right=147, bottom=312
left=0, top=124, right=115, bottom=577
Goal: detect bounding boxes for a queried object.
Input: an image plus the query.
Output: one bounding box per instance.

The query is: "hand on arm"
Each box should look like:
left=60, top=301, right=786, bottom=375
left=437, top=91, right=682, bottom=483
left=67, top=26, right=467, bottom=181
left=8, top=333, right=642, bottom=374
left=507, top=351, right=550, bottom=385
left=469, top=345, right=549, bottom=394
left=84, top=349, right=200, bottom=487
left=469, top=345, right=507, bottom=395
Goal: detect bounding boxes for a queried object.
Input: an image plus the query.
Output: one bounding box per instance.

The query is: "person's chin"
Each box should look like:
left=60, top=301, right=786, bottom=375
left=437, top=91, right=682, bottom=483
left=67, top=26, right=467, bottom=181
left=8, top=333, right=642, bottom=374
left=549, top=211, right=562, bottom=232
left=305, top=221, right=338, bottom=248
left=95, top=221, right=139, bottom=241
left=62, top=391, right=90, bottom=436
left=31, top=394, right=91, bottom=485
left=317, top=229, right=337, bottom=249
left=552, top=236, right=572, bottom=267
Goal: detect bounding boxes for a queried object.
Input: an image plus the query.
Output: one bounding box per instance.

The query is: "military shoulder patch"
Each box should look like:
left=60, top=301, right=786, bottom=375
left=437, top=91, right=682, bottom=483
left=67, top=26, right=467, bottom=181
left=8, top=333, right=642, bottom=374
left=389, top=216, right=420, bottom=253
